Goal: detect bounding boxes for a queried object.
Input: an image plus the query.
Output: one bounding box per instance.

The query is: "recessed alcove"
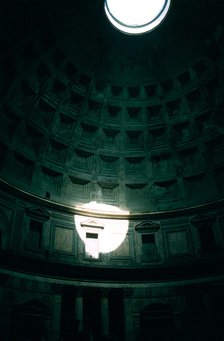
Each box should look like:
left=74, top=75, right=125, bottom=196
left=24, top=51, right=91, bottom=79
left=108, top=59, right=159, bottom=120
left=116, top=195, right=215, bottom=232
left=145, top=84, right=158, bottom=97
left=33, top=99, right=55, bottom=128
left=172, top=121, right=192, bottom=144
left=149, top=127, right=167, bottom=149
left=20, top=123, right=43, bottom=155
left=0, top=104, right=20, bottom=140
left=87, top=99, right=101, bottom=120
left=71, top=149, right=93, bottom=174
left=161, top=79, right=177, bottom=95
left=126, top=107, right=142, bottom=122
left=51, top=78, right=66, bottom=97
left=97, top=182, right=119, bottom=206
left=80, top=123, right=98, bottom=147
left=103, top=128, right=119, bottom=149
left=151, top=154, right=173, bottom=179
left=146, top=104, right=164, bottom=123
left=154, top=179, right=178, bottom=203
left=111, top=85, right=123, bottom=97
left=47, top=139, right=68, bottom=165
left=69, top=90, right=84, bottom=109
left=186, top=88, right=206, bottom=112
left=125, top=183, right=148, bottom=209
left=125, top=130, right=143, bottom=150
left=40, top=166, right=63, bottom=196
left=99, top=154, right=119, bottom=177
left=6, top=151, right=34, bottom=185
left=125, top=157, right=146, bottom=178
left=68, top=175, right=90, bottom=203
left=107, top=104, right=121, bottom=119
left=166, top=98, right=187, bottom=120
left=195, top=110, right=218, bottom=137
left=127, top=86, right=140, bottom=98
left=57, top=113, right=75, bottom=139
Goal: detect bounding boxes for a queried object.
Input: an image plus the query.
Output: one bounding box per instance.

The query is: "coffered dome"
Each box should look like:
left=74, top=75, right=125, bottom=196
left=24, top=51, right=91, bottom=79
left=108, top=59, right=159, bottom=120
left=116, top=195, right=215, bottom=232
left=1, top=0, right=224, bottom=214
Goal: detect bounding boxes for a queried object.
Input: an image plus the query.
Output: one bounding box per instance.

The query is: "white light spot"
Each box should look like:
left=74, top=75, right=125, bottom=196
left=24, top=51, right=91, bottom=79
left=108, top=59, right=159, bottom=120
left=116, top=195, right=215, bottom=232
left=75, top=202, right=129, bottom=258
left=105, top=0, right=171, bottom=35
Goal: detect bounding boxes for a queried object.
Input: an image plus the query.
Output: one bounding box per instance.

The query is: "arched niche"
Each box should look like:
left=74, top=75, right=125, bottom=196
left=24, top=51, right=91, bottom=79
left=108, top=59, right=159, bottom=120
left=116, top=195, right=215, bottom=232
left=138, top=303, right=178, bottom=341
left=11, top=299, right=50, bottom=341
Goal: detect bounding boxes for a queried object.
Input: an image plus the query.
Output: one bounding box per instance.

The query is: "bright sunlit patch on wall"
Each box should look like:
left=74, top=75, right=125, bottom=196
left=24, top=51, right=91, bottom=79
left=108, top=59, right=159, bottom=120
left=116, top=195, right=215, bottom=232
left=104, top=0, right=171, bottom=35
left=75, top=202, right=129, bottom=259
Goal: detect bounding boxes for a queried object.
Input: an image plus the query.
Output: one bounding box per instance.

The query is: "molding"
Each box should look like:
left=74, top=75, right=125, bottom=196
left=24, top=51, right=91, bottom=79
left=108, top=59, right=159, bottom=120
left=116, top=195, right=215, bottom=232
left=26, top=206, right=51, bottom=221
left=135, top=220, right=160, bottom=233
left=1, top=178, right=224, bottom=220
left=1, top=250, right=224, bottom=283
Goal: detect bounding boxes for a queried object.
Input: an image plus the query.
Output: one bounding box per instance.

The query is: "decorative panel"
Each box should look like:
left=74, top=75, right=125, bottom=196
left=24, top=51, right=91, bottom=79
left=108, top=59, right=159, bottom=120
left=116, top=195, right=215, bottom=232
left=68, top=176, right=90, bottom=202
left=97, top=182, right=119, bottom=206
left=56, top=113, right=75, bottom=140
left=153, top=180, right=178, bottom=202
left=165, top=230, right=190, bottom=257
left=32, top=99, right=55, bottom=128
left=80, top=123, right=98, bottom=146
left=109, top=233, right=133, bottom=260
left=54, top=227, right=73, bottom=253
left=151, top=154, right=173, bottom=179
left=99, top=155, right=119, bottom=177
left=103, top=129, right=119, bottom=150
left=6, top=152, right=34, bottom=185
left=47, top=140, right=68, bottom=166
left=40, top=167, right=62, bottom=196
left=125, top=157, right=145, bottom=178
left=20, top=124, right=43, bottom=155
left=125, top=131, right=143, bottom=150
left=126, top=184, right=148, bottom=209
left=72, top=149, right=93, bottom=173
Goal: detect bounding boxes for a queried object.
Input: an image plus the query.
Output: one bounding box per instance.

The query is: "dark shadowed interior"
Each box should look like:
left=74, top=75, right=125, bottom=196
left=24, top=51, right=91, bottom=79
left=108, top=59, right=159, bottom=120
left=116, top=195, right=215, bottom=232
left=1, top=1, right=224, bottom=340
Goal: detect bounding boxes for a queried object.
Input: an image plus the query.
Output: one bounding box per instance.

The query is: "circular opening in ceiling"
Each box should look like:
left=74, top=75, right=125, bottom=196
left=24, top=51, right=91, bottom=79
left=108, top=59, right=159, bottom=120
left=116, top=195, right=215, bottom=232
left=104, top=0, right=171, bottom=35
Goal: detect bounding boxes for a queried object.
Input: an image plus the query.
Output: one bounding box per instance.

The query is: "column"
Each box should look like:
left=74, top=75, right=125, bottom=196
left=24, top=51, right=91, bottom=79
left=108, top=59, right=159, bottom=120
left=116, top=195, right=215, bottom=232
left=101, top=289, right=110, bottom=337
left=173, top=311, right=184, bottom=340
left=202, top=290, right=214, bottom=339
left=51, top=284, right=62, bottom=341
left=75, top=288, right=83, bottom=333
left=123, top=288, right=134, bottom=341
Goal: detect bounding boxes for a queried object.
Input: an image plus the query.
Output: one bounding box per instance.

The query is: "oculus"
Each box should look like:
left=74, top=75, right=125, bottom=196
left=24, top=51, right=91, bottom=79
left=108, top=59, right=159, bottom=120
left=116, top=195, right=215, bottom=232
left=104, top=0, right=171, bottom=35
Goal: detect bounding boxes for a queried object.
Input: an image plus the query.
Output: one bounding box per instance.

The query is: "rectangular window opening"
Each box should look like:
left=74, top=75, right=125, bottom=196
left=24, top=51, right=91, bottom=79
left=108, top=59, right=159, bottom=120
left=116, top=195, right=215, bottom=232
left=86, top=232, right=98, bottom=239
left=28, top=219, right=43, bottom=250
left=142, top=234, right=155, bottom=244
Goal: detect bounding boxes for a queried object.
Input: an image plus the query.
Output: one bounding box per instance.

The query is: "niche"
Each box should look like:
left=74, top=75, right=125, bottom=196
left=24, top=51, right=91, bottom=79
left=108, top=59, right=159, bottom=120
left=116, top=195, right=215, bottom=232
left=25, top=207, right=50, bottom=252
left=135, top=221, right=160, bottom=262
left=11, top=299, right=50, bottom=341
left=139, top=303, right=177, bottom=341
left=191, top=214, right=217, bottom=254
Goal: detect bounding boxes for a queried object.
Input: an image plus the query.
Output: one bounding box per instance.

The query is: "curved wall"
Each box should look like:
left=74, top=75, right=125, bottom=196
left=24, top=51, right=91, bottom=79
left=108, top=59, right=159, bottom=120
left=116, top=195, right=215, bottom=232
left=1, top=9, right=224, bottom=212
left=1, top=3, right=224, bottom=340
left=1, top=183, right=224, bottom=280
